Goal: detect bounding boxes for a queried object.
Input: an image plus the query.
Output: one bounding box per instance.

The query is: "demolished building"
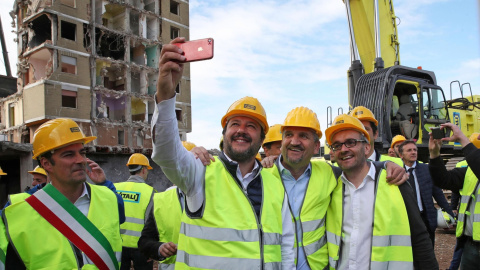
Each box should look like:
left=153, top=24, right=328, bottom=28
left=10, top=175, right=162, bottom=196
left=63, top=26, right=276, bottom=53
left=0, top=0, right=191, bottom=201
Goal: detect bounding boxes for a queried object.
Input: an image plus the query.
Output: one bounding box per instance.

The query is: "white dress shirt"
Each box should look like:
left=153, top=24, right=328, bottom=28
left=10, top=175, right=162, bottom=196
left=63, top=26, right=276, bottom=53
left=405, top=162, right=423, bottom=212
left=338, top=163, right=376, bottom=270
left=150, top=96, right=295, bottom=269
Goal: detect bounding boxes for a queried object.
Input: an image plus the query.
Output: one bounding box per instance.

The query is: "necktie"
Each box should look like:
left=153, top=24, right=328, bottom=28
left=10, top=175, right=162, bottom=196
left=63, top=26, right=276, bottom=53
left=407, top=167, right=417, bottom=199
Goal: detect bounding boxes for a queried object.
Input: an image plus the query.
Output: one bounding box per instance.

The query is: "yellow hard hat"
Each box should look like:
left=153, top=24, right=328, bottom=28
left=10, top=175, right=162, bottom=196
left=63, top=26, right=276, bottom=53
left=263, top=124, right=283, bottom=146
left=32, top=118, right=96, bottom=159
left=0, top=167, right=6, bottom=175
left=182, top=141, right=197, bottom=151
left=325, top=114, right=370, bottom=146
left=126, top=153, right=153, bottom=170
left=28, top=165, right=47, bottom=176
left=349, top=106, right=378, bottom=127
left=469, top=133, right=480, bottom=148
left=282, top=107, right=322, bottom=138
left=221, top=96, right=269, bottom=133
left=391, top=135, right=407, bottom=148
left=256, top=152, right=262, bottom=161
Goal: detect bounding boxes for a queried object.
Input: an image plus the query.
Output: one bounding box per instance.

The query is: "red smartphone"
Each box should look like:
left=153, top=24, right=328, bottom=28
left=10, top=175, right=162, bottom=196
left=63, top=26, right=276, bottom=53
left=173, top=38, right=214, bottom=62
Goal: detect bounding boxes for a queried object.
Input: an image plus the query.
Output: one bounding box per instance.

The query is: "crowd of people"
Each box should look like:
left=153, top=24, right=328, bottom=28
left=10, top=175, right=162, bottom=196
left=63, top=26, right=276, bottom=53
left=0, top=37, right=479, bottom=270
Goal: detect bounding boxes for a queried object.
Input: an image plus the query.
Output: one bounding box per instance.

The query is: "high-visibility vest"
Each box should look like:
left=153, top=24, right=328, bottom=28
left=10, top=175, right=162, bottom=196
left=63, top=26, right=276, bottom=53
left=3, top=184, right=122, bottom=269
left=265, top=160, right=338, bottom=268
left=326, top=165, right=413, bottom=269
left=153, top=187, right=183, bottom=270
left=175, top=158, right=285, bottom=270
left=115, top=181, right=155, bottom=248
left=456, top=165, right=480, bottom=240
left=378, top=154, right=403, bottom=166
left=0, top=217, right=7, bottom=270
left=8, top=193, right=30, bottom=206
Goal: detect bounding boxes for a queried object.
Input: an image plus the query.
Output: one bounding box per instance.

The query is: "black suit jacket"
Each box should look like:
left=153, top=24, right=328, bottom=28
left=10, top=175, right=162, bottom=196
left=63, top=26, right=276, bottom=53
left=414, top=162, right=454, bottom=231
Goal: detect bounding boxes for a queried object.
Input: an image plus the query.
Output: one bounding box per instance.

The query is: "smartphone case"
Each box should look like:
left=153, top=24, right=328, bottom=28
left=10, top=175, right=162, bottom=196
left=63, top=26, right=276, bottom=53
left=174, top=38, right=214, bottom=62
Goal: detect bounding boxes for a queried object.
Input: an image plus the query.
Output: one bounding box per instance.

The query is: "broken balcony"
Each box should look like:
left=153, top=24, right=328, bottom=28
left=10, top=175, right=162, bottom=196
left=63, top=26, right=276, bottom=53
left=27, top=14, right=52, bottom=49
left=96, top=60, right=125, bottom=91
left=96, top=29, right=125, bottom=61
left=131, top=97, right=146, bottom=122
left=95, top=93, right=127, bottom=121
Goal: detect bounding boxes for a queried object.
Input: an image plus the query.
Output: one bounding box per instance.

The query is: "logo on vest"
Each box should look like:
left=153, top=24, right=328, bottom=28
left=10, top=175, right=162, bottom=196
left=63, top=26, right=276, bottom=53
left=117, top=190, right=141, bottom=203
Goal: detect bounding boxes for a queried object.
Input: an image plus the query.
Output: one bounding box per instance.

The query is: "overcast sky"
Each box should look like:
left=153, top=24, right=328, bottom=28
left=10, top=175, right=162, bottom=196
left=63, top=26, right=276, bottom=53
left=0, top=0, right=478, bottom=150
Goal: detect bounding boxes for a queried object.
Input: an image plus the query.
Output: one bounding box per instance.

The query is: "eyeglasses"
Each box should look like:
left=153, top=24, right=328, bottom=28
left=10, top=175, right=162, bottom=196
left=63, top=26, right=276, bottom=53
left=330, top=139, right=367, bottom=152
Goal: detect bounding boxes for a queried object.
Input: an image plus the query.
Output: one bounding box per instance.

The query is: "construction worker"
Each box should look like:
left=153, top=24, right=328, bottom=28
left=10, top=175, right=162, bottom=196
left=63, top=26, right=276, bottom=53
left=262, top=124, right=283, bottom=157
left=325, top=114, right=438, bottom=269
left=28, top=165, right=48, bottom=187
left=263, top=107, right=339, bottom=269
left=391, top=134, right=407, bottom=157
left=152, top=36, right=295, bottom=269
left=1, top=118, right=123, bottom=269
left=429, top=123, right=480, bottom=270
left=349, top=106, right=403, bottom=165
left=115, top=153, right=156, bottom=270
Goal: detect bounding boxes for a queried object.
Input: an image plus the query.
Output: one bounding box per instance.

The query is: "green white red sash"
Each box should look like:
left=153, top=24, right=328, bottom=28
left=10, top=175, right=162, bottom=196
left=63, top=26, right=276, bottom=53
left=25, top=184, right=119, bottom=270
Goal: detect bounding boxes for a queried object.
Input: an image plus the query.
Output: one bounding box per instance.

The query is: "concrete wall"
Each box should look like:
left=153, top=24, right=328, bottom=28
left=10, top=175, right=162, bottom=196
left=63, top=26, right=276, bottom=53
left=87, top=153, right=173, bottom=192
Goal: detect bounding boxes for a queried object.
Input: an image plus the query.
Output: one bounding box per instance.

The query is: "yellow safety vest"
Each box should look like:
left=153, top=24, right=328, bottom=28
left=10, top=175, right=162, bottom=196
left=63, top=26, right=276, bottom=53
left=326, top=166, right=413, bottom=269
left=115, top=181, right=155, bottom=248
left=8, top=193, right=30, bottom=206
left=265, top=160, right=338, bottom=268
left=153, top=187, right=183, bottom=270
left=378, top=154, right=403, bottom=166
left=3, top=184, right=122, bottom=269
left=175, top=158, right=285, bottom=270
left=457, top=165, right=480, bottom=240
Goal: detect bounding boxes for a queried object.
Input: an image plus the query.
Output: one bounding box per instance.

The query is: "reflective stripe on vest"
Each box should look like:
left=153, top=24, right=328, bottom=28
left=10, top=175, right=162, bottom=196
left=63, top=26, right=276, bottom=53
left=153, top=187, right=183, bottom=266
left=115, top=182, right=154, bottom=248
left=175, top=159, right=284, bottom=269
left=326, top=168, right=413, bottom=269
left=3, top=184, right=122, bottom=269
left=457, top=166, right=480, bottom=240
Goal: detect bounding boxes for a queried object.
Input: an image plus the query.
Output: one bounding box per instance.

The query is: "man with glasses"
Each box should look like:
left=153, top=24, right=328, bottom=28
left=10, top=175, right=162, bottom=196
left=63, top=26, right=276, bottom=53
left=325, top=114, right=437, bottom=269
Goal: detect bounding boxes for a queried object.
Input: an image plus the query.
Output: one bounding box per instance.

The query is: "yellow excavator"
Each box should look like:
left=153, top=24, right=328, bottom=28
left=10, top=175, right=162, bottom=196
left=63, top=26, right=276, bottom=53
left=333, top=0, right=480, bottom=161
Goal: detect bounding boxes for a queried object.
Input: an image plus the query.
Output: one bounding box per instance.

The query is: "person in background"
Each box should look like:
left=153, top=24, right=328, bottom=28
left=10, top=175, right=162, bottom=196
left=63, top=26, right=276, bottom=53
left=398, top=139, right=454, bottom=246
left=115, top=153, right=156, bottom=270
left=262, top=124, right=283, bottom=157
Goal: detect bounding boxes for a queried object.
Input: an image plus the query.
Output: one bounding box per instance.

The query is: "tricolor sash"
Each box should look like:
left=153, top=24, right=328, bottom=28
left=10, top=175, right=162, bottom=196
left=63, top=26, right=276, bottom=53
left=25, top=184, right=119, bottom=270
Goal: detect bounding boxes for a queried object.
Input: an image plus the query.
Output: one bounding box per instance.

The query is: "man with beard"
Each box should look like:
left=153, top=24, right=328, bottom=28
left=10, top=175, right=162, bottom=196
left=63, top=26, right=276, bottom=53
left=324, top=114, right=437, bottom=269
left=1, top=118, right=123, bottom=269
left=150, top=37, right=294, bottom=269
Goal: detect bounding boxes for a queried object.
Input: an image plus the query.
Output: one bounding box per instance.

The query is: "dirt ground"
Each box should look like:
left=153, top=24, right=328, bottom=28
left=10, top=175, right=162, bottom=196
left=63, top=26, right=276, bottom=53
left=435, top=228, right=457, bottom=269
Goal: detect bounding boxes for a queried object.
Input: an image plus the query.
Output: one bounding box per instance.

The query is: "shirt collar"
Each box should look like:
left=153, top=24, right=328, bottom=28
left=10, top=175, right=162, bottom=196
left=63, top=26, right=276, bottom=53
left=405, top=161, right=417, bottom=170
left=222, top=151, right=261, bottom=178
left=277, top=154, right=312, bottom=178
left=368, top=150, right=377, bottom=161
left=341, top=162, right=376, bottom=186
left=79, top=182, right=89, bottom=199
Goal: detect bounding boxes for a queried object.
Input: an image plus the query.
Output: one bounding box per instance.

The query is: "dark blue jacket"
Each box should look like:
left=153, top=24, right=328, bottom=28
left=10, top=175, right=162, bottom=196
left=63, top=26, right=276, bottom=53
left=415, top=162, right=454, bottom=232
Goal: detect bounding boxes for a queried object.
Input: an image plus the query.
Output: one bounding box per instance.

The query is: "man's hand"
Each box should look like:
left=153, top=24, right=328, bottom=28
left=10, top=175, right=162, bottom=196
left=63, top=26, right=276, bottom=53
left=385, top=161, right=408, bottom=185
left=439, top=123, right=469, bottom=146
left=261, top=155, right=278, bottom=168
left=156, top=37, right=186, bottom=102
left=86, top=158, right=106, bottom=184
left=191, top=146, right=215, bottom=166
left=428, top=132, right=442, bottom=159
left=159, top=242, right=177, bottom=258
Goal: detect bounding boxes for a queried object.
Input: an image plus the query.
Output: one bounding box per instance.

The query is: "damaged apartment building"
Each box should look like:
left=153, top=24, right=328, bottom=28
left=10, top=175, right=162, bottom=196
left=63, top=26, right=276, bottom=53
left=1, top=0, right=191, bottom=153
left=0, top=0, right=191, bottom=196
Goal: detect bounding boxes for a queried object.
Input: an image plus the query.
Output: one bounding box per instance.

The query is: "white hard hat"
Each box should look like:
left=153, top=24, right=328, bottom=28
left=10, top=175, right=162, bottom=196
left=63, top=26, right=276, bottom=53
left=437, top=208, right=455, bottom=229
